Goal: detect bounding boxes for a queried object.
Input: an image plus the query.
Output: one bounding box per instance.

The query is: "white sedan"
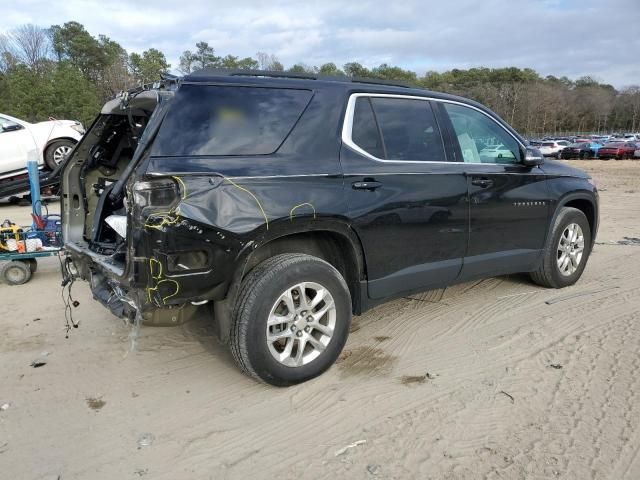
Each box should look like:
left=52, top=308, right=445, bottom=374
left=0, top=113, right=84, bottom=181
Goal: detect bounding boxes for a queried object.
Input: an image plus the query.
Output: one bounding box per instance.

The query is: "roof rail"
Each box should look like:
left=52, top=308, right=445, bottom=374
left=351, top=77, right=411, bottom=88
left=188, top=68, right=413, bottom=89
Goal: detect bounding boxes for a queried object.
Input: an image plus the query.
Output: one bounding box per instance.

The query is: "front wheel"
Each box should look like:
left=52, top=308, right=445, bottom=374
left=44, top=139, right=75, bottom=170
left=230, top=253, right=352, bottom=386
left=530, top=207, right=591, bottom=288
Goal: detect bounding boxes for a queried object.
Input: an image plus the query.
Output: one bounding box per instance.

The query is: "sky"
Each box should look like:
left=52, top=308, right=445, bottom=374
left=3, top=0, right=640, bottom=88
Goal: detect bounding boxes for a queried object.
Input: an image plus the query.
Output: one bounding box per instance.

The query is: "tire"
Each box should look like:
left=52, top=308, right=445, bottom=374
left=1, top=260, right=32, bottom=285
left=530, top=207, right=591, bottom=289
left=27, top=258, right=38, bottom=273
left=44, top=139, right=75, bottom=170
left=230, top=253, right=352, bottom=386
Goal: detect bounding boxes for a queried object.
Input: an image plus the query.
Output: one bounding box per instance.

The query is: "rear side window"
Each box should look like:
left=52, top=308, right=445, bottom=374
left=349, top=96, right=445, bottom=161
left=352, top=97, right=384, bottom=159
left=152, top=85, right=312, bottom=156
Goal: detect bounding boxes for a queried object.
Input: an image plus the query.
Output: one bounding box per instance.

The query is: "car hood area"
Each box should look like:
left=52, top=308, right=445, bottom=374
left=541, top=159, right=590, bottom=179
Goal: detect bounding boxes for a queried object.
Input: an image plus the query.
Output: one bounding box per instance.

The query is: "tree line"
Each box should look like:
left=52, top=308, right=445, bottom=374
left=1, top=21, right=639, bottom=135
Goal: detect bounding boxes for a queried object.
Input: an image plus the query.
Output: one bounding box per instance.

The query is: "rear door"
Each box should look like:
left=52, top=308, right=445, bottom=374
left=340, top=94, right=468, bottom=299
left=439, top=102, right=550, bottom=279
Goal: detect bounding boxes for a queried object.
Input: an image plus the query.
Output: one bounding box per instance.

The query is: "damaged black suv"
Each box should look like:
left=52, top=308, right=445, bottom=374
left=62, top=70, right=598, bottom=386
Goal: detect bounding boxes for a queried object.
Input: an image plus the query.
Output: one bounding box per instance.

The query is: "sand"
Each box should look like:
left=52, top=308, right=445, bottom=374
left=1, top=160, right=639, bottom=479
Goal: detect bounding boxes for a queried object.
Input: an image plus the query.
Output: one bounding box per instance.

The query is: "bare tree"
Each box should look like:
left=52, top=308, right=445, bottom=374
left=6, top=24, right=51, bottom=73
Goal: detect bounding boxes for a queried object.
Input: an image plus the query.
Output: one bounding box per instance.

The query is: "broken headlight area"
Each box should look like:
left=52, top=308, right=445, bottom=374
left=133, top=178, right=182, bottom=209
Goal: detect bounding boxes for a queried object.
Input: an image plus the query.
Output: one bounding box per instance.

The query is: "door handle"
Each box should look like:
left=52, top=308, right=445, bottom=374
left=352, top=181, right=382, bottom=191
left=471, top=178, right=493, bottom=188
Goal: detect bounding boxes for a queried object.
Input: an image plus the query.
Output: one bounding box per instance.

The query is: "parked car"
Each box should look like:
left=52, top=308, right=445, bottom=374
left=539, top=140, right=570, bottom=158
left=0, top=113, right=84, bottom=181
left=61, top=71, right=599, bottom=386
left=559, top=142, right=601, bottom=159
left=597, top=142, right=638, bottom=160
left=635, top=148, right=640, bottom=159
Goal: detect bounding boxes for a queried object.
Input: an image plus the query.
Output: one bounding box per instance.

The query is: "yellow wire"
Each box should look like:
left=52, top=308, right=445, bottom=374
left=172, top=176, right=187, bottom=200
left=222, top=176, right=269, bottom=230
left=289, top=202, right=317, bottom=221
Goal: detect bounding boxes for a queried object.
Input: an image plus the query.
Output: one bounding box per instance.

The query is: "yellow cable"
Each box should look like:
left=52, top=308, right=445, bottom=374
left=222, top=176, right=269, bottom=230
left=289, top=202, right=317, bottom=221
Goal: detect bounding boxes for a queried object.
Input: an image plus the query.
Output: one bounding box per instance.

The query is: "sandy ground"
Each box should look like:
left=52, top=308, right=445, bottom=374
left=1, top=160, right=639, bottom=480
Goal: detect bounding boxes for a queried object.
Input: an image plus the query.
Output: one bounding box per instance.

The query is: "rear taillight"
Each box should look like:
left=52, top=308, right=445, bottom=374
left=133, top=178, right=180, bottom=208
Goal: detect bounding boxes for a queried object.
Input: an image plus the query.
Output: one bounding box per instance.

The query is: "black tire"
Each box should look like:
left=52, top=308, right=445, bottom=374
left=230, top=253, right=352, bottom=386
left=1, top=261, right=32, bottom=285
left=530, top=207, right=591, bottom=288
left=44, top=139, right=75, bottom=170
left=27, top=258, right=38, bottom=273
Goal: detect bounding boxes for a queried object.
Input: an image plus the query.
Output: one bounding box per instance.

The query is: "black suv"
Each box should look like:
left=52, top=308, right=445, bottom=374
left=62, top=70, right=598, bottom=386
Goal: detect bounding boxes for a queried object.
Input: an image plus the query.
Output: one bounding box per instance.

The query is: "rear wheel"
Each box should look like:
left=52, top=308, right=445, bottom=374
left=1, top=260, right=32, bottom=285
left=530, top=207, right=591, bottom=288
left=44, top=139, right=75, bottom=170
left=230, top=253, right=351, bottom=386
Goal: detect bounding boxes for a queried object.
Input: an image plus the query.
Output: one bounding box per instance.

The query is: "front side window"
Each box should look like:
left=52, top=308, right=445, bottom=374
left=0, top=116, right=22, bottom=133
left=152, top=85, right=313, bottom=156
left=443, top=103, right=520, bottom=164
left=349, top=96, right=445, bottom=161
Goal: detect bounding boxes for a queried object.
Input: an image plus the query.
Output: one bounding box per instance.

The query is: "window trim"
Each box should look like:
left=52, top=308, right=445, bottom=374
left=342, top=93, right=526, bottom=165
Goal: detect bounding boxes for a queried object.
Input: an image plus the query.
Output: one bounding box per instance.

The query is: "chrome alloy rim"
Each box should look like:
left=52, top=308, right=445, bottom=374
left=266, top=282, right=336, bottom=367
left=557, top=223, right=584, bottom=276
left=53, top=145, right=72, bottom=164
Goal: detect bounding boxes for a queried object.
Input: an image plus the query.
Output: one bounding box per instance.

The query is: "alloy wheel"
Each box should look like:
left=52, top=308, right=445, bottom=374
left=53, top=145, right=72, bottom=165
left=266, top=282, right=336, bottom=367
left=557, top=223, right=584, bottom=276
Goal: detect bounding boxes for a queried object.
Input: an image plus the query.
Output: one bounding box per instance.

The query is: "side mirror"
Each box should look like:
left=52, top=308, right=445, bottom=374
left=522, top=147, right=544, bottom=166
left=1, top=123, right=23, bottom=133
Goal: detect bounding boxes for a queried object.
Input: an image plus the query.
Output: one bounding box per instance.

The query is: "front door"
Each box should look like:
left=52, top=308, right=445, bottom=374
left=440, top=102, right=550, bottom=279
left=340, top=94, right=468, bottom=299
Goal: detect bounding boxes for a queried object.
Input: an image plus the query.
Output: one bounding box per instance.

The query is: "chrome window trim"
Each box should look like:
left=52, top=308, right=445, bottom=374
left=341, top=92, right=526, bottom=165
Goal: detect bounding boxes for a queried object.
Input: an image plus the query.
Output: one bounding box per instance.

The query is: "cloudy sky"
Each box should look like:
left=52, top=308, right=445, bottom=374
left=3, top=0, right=640, bottom=87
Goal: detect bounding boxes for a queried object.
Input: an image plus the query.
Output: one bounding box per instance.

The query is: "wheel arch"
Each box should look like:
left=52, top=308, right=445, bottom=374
left=214, top=223, right=367, bottom=343
left=553, top=192, right=598, bottom=249
left=44, top=137, right=78, bottom=153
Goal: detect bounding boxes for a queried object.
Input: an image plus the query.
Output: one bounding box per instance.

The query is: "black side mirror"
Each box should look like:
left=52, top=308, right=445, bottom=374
left=1, top=123, right=23, bottom=133
left=522, top=147, right=544, bottom=166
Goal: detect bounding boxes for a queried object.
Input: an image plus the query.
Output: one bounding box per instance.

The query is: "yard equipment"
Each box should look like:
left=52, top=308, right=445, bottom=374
left=0, top=159, right=63, bottom=285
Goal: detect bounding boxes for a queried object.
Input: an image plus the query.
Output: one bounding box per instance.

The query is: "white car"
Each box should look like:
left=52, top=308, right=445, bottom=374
left=0, top=113, right=84, bottom=181
left=539, top=140, right=570, bottom=157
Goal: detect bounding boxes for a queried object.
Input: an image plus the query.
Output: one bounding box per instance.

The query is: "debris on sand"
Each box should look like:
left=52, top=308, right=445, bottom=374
left=86, top=397, right=106, bottom=411
left=334, top=439, right=366, bottom=456
left=367, top=464, right=381, bottom=475
left=401, top=375, right=427, bottom=385
left=30, top=361, right=46, bottom=368
left=137, top=433, right=155, bottom=448
left=498, top=390, right=515, bottom=403
left=549, top=364, right=563, bottom=369
left=0, top=403, right=10, bottom=411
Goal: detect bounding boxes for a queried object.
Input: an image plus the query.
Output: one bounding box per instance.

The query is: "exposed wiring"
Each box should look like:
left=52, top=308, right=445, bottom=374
left=289, top=202, right=317, bottom=221
left=222, top=176, right=269, bottom=230
left=146, top=257, right=180, bottom=305
left=58, top=254, right=79, bottom=337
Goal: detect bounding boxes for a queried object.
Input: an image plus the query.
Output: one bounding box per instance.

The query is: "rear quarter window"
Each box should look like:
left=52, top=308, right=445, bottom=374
left=152, top=85, right=312, bottom=156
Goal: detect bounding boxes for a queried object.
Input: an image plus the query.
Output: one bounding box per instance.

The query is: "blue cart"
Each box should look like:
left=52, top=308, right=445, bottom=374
left=0, top=159, right=63, bottom=285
